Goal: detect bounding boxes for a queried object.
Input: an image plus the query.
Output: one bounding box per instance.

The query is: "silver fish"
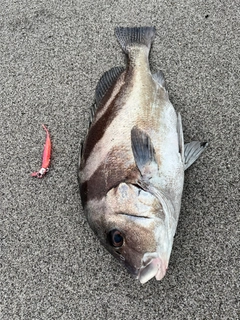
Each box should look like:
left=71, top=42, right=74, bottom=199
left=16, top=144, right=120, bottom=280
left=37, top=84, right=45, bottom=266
left=78, top=27, right=207, bottom=284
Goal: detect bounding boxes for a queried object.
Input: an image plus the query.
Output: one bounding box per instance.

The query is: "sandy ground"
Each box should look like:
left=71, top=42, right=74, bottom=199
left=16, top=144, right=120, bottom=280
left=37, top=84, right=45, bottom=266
left=1, top=1, right=239, bottom=319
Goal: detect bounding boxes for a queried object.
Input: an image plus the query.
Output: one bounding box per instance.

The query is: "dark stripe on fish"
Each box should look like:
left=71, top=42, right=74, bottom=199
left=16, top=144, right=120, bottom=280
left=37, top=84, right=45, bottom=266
left=82, top=106, right=117, bottom=165
left=80, top=148, right=140, bottom=207
left=81, top=81, right=126, bottom=165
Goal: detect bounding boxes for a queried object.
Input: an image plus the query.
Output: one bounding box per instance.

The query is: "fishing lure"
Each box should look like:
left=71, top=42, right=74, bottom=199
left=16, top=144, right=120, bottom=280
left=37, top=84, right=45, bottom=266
left=31, top=124, right=51, bottom=178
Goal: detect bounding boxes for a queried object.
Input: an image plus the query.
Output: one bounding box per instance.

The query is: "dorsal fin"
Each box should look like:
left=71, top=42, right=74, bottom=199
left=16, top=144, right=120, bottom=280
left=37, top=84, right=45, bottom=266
left=177, top=112, right=184, bottom=163
left=95, top=66, right=124, bottom=107
left=88, top=103, right=98, bottom=127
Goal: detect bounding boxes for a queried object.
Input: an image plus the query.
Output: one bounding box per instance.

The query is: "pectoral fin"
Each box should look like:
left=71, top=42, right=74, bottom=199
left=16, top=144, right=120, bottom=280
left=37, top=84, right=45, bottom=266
left=131, top=126, right=176, bottom=233
left=184, top=141, right=208, bottom=170
left=131, top=126, right=158, bottom=179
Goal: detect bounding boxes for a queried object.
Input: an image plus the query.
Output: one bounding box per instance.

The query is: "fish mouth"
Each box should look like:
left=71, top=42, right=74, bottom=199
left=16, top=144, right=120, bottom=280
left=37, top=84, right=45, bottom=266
left=137, top=255, right=168, bottom=284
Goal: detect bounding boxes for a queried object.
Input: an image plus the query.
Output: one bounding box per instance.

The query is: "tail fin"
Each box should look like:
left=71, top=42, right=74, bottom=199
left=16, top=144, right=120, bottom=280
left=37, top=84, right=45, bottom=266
left=115, top=27, right=156, bottom=54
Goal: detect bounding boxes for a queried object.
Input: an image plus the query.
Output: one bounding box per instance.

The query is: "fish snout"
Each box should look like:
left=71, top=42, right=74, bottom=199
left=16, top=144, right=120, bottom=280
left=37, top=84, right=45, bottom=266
left=138, top=254, right=168, bottom=284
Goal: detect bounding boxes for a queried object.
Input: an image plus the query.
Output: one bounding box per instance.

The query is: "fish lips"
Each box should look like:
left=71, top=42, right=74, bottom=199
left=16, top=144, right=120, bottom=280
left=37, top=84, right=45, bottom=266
left=137, top=254, right=168, bottom=284
left=122, top=252, right=168, bottom=284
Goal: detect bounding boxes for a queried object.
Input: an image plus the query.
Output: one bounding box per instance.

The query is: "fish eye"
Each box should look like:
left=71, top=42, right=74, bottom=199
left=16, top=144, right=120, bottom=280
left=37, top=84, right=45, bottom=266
left=108, top=229, right=124, bottom=248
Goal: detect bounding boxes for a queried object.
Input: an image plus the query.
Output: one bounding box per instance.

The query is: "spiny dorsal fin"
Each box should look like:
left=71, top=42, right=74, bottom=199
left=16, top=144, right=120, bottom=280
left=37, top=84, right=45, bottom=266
left=95, top=66, right=124, bottom=107
left=177, top=112, right=185, bottom=163
left=88, top=103, right=97, bottom=126
left=115, top=26, right=156, bottom=54
left=131, top=126, right=158, bottom=179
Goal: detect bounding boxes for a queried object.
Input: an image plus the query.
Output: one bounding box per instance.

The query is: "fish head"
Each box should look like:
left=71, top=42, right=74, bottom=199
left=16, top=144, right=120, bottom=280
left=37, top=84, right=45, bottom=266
left=85, top=182, right=173, bottom=283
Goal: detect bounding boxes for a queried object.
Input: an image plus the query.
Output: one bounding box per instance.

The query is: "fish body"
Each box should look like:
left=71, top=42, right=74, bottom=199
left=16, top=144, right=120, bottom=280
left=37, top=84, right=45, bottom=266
left=78, top=27, right=207, bottom=283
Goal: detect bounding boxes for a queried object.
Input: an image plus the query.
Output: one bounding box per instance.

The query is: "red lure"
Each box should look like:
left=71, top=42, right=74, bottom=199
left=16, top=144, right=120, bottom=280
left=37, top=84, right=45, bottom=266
left=31, top=124, right=51, bottom=178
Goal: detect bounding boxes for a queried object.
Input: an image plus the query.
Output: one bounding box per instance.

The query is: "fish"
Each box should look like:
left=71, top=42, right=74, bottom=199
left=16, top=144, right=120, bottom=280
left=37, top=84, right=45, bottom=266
left=31, top=124, right=51, bottom=178
left=78, top=27, right=207, bottom=284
